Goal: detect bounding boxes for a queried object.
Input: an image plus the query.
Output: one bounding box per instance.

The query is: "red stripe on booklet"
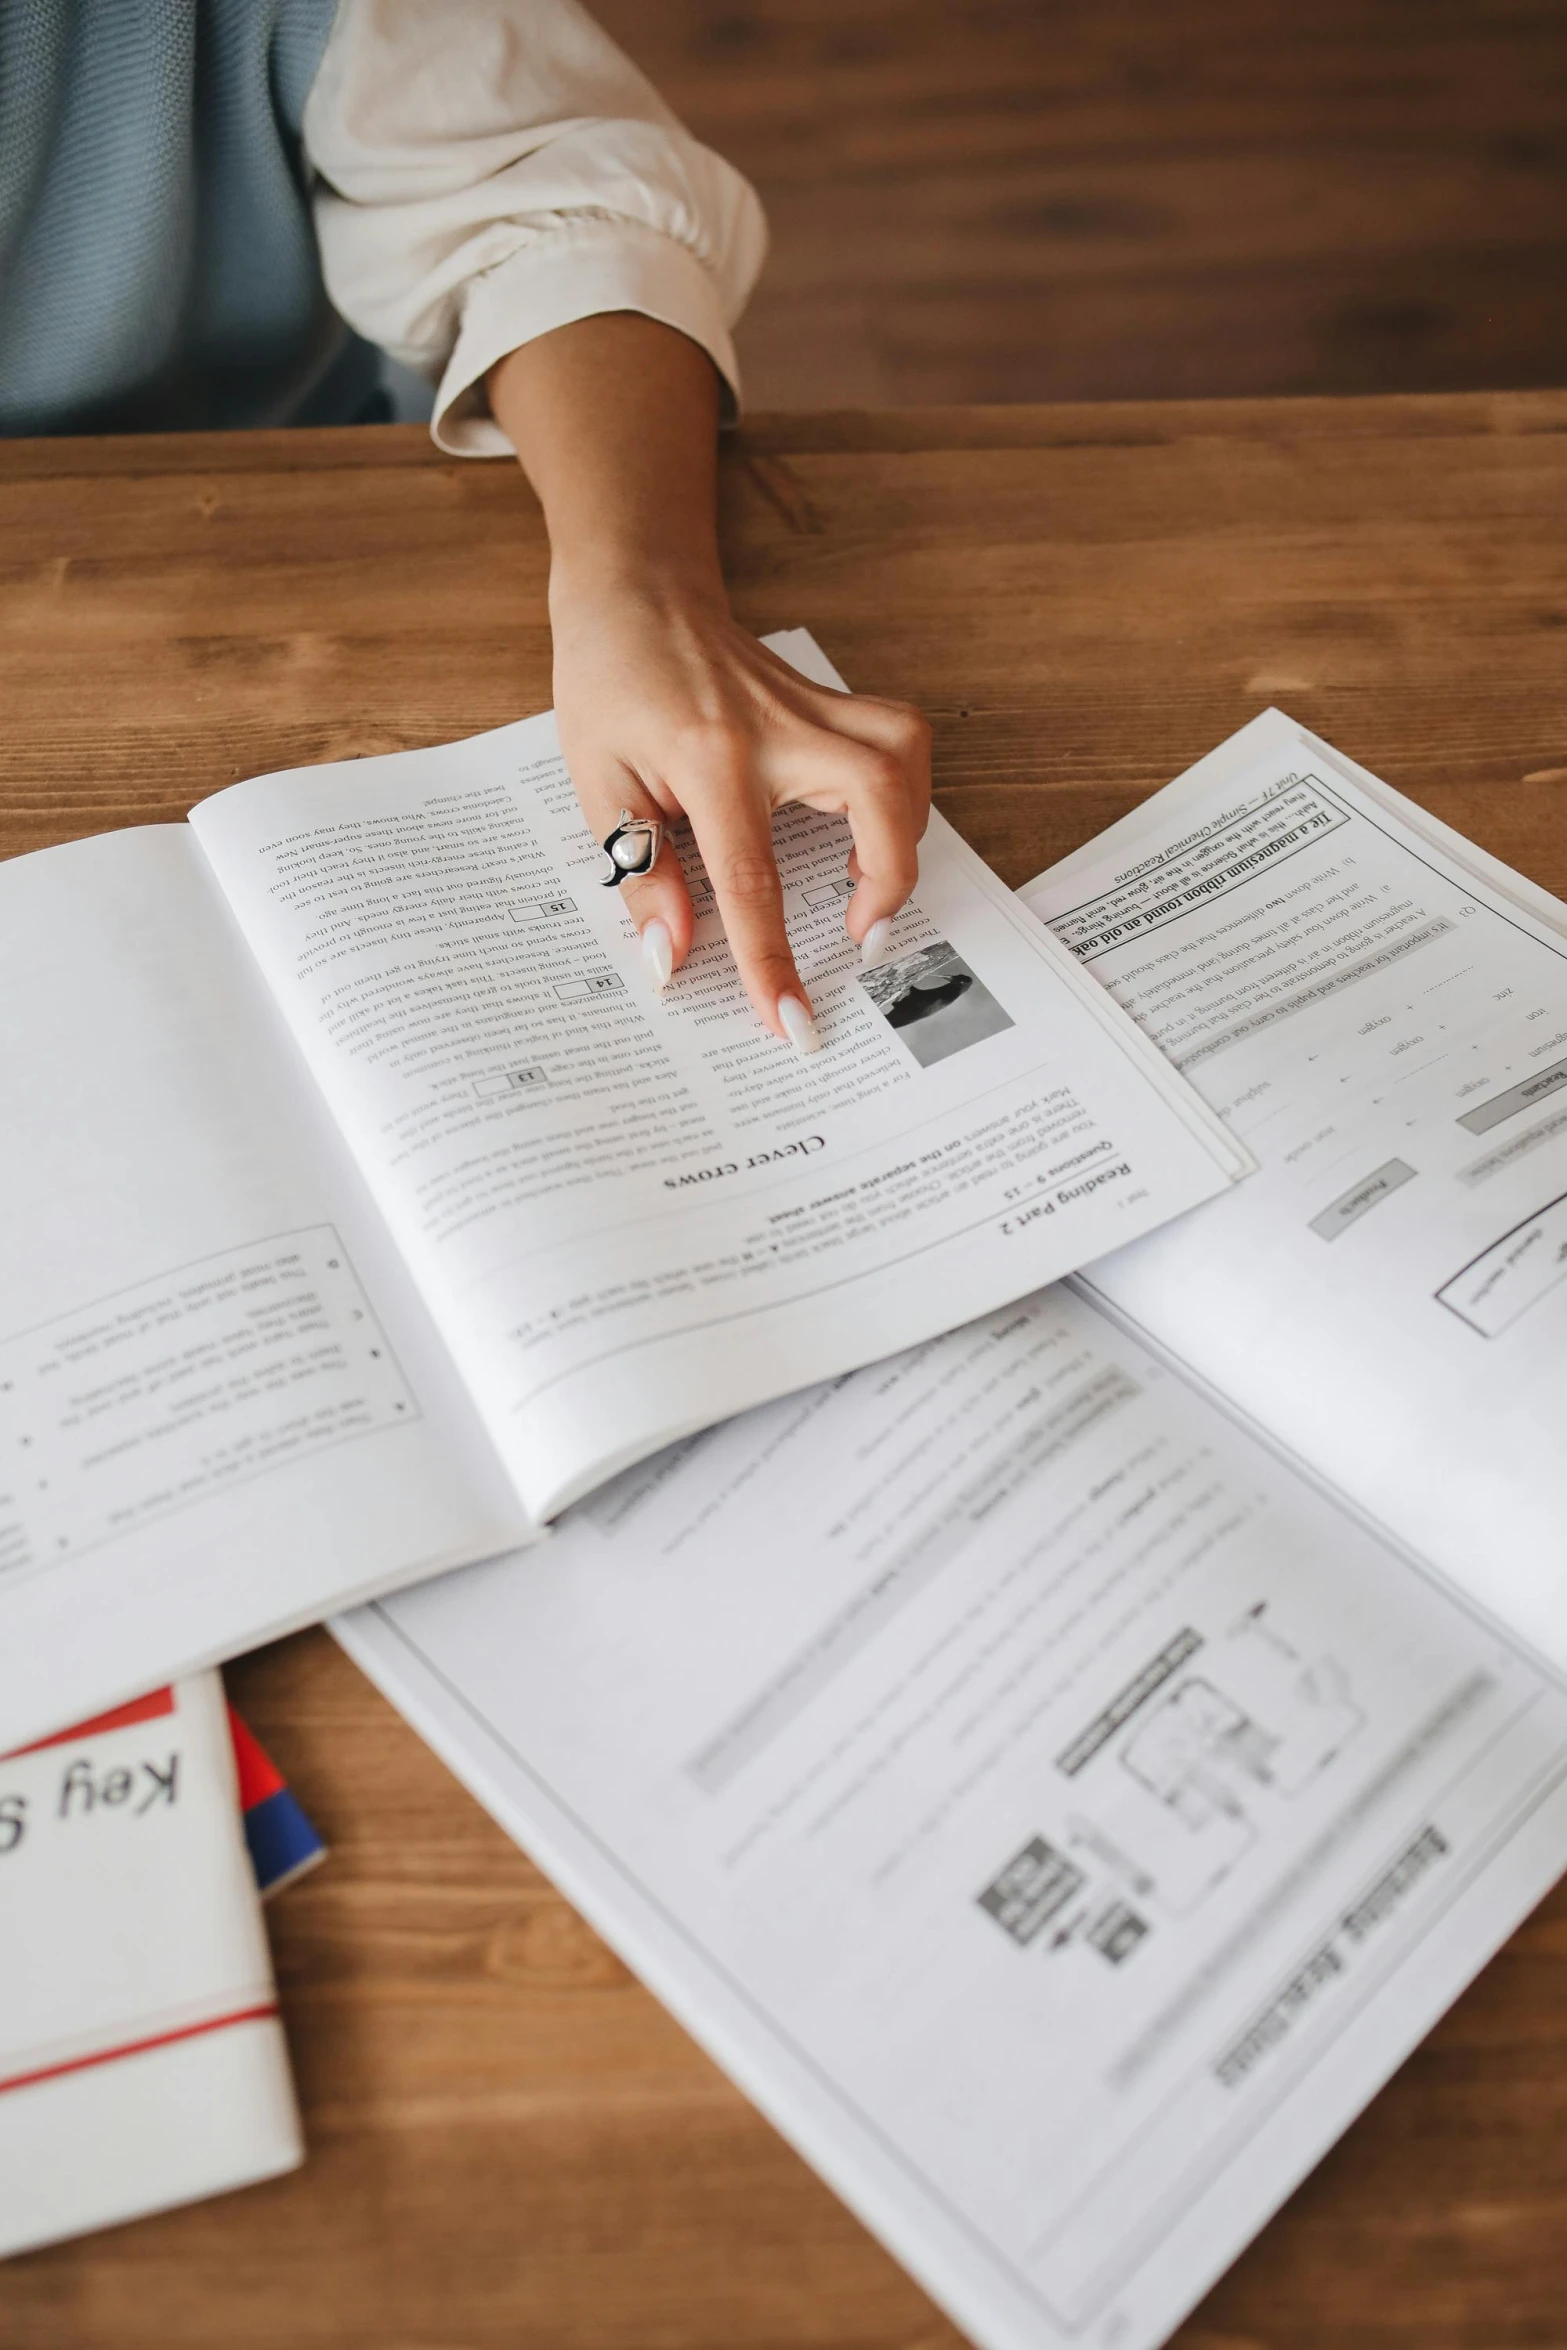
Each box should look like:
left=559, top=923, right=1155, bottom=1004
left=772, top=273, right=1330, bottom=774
left=0, top=2003, right=280, bottom=2099
left=227, top=1706, right=286, bottom=1809
left=2, top=1687, right=177, bottom=1760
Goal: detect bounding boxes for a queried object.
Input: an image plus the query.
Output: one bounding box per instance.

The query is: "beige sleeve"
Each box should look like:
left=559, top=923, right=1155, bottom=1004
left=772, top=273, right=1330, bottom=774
left=303, top=0, right=768, bottom=453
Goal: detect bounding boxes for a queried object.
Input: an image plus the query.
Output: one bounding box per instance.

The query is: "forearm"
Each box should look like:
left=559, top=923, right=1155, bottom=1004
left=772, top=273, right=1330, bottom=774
left=487, top=313, right=726, bottom=610
left=484, top=310, right=930, bottom=1044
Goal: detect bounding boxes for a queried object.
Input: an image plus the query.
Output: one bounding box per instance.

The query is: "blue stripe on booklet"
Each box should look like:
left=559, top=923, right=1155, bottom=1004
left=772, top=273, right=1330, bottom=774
left=243, top=1786, right=326, bottom=1899
left=228, top=1705, right=327, bottom=1900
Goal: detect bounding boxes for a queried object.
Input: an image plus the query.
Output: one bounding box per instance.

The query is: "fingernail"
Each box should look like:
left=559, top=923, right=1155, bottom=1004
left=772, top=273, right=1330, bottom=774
left=778, top=994, right=822, bottom=1055
left=641, top=919, right=673, bottom=990
left=860, top=918, right=894, bottom=969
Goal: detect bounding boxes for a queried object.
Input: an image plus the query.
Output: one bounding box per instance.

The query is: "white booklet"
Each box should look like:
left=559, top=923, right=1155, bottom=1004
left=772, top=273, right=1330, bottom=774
left=0, top=635, right=1242, bottom=1749
left=0, top=1672, right=301, bottom=2256
left=338, top=713, right=1567, bottom=2350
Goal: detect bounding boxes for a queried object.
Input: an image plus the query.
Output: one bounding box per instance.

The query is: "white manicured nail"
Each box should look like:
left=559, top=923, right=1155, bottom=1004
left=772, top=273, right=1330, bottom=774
left=641, top=919, right=673, bottom=990
left=778, top=994, right=822, bottom=1055
left=860, top=918, right=894, bottom=969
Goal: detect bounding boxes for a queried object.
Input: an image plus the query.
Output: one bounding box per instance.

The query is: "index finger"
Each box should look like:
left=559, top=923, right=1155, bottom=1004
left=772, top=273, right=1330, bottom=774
left=688, top=768, right=820, bottom=1053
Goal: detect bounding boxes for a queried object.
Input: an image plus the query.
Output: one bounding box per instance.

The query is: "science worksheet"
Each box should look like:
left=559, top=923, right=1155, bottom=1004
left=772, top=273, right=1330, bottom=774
left=1023, top=710, right=1567, bottom=1663
left=0, top=637, right=1243, bottom=1749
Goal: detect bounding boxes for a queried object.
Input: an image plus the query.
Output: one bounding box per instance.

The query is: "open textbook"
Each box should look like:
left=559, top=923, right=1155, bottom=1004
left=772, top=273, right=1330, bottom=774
left=0, top=635, right=1242, bottom=1749
left=339, top=712, right=1567, bottom=2350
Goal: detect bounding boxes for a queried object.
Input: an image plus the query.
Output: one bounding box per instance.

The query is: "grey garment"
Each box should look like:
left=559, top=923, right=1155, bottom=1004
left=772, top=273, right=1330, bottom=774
left=0, top=0, right=386, bottom=436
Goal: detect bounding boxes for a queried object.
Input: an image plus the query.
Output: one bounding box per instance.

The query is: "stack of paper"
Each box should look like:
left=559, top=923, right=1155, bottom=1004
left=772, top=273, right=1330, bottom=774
left=337, top=681, right=1567, bottom=2350
left=6, top=636, right=1567, bottom=2349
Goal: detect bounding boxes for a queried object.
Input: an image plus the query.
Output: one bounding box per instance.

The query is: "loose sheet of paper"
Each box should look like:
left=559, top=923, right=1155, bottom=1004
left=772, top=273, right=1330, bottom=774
left=339, top=1287, right=1567, bottom=2350
left=1024, top=715, right=1567, bottom=1667
left=191, top=636, right=1244, bottom=1518
left=0, top=828, right=525, bottom=1750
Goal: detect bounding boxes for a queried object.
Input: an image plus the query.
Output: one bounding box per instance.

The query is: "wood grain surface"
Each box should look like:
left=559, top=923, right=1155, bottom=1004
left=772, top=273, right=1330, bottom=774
left=593, top=0, right=1567, bottom=408
left=3, top=395, right=1567, bottom=2348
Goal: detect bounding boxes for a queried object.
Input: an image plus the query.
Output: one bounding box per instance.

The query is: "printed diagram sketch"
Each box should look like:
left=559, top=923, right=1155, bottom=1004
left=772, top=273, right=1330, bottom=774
left=1437, top=1187, right=1567, bottom=1338
left=857, top=941, right=1015, bottom=1069
left=978, top=1607, right=1366, bottom=1959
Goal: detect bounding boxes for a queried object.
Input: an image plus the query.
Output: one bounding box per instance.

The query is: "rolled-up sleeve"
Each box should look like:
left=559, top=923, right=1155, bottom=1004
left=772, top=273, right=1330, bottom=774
left=302, top=0, right=768, bottom=454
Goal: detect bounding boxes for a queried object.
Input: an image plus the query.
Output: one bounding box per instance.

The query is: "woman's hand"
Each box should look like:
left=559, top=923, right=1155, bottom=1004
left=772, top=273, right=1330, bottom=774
left=548, top=566, right=930, bottom=1046
left=488, top=313, right=930, bottom=1048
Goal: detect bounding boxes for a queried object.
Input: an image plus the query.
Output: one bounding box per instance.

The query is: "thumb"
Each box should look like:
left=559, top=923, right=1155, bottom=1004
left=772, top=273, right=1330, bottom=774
left=617, top=846, right=695, bottom=993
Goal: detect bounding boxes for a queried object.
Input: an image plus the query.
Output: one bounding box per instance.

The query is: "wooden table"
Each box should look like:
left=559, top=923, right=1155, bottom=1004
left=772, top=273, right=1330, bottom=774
left=4, top=394, right=1567, bottom=2349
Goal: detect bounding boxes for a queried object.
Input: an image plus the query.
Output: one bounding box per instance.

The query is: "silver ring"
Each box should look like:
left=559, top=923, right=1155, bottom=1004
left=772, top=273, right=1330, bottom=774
left=600, top=808, right=664, bottom=887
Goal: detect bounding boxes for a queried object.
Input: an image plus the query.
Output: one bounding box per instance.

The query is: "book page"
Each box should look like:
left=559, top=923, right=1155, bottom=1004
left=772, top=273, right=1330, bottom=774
left=1021, top=714, right=1567, bottom=1669
left=338, top=1287, right=1567, bottom=2350
left=0, top=827, right=525, bottom=1751
left=189, top=636, right=1244, bottom=1520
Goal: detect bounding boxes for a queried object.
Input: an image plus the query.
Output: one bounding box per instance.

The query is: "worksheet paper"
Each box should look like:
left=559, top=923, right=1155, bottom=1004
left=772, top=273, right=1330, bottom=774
left=339, top=1285, right=1567, bottom=2350
left=190, top=634, right=1245, bottom=1519
left=1021, top=712, right=1567, bottom=1666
